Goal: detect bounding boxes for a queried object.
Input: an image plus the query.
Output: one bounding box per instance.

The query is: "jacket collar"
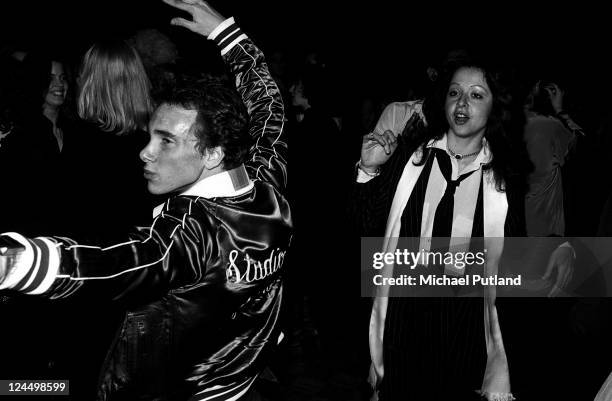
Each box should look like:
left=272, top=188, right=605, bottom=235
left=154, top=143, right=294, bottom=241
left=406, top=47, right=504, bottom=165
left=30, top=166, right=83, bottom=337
left=180, top=164, right=253, bottom=198
left=153, top=164, right=253, bottom=218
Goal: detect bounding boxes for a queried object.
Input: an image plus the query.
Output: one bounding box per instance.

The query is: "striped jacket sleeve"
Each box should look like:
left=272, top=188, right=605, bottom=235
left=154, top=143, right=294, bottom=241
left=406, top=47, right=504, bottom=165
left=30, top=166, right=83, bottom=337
left=0, top=197, right=214, bottom=300
left=212, top=18, right=287, bottom=194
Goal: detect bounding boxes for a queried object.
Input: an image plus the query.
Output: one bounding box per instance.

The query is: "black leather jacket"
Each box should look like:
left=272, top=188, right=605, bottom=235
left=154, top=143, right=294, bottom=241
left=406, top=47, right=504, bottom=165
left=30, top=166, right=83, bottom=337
left=2, top=24, right=290, bottom=401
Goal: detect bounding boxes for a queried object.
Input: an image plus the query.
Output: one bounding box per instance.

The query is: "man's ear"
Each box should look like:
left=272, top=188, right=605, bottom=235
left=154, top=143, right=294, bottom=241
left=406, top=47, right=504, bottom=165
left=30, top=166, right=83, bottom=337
left=203, top=146, right=225, bottom=170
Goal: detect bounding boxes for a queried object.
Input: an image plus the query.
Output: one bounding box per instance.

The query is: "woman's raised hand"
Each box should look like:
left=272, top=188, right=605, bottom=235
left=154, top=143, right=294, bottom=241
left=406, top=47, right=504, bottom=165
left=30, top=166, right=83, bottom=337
left=360, top=130, right=398, bottom=172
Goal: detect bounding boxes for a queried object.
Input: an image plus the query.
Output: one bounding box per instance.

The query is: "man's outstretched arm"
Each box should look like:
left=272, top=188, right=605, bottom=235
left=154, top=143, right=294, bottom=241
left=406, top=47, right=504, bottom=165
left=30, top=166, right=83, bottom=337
left=165, top=0, right=287, bottom=193
left=0, top=197, right=216, bottom=301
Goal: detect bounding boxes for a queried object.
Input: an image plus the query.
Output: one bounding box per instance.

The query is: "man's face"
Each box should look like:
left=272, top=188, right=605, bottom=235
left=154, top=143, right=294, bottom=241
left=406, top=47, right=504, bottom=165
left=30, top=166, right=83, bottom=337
left=140, top=104, right=205, bottom=195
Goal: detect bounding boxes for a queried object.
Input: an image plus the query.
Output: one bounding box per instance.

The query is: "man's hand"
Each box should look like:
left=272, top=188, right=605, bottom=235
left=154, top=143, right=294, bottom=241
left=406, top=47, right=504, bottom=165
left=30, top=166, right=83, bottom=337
left=0, top=255, right=8, bottom=284
left=0, top=252, right=17, bottom=287
left=360, top=130, right=398, bottom=172
left=162, top=0, right=225, bottom=37
left=0, top=236, right=25, bottom=289
left=0, top=254, right=16, bottom=287
left=542, top=244, right=575, bottom=297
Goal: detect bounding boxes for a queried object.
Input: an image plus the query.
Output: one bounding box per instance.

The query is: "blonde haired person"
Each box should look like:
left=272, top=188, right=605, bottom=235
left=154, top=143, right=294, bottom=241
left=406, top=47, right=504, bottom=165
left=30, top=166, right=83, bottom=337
left=21, top=39, right=158, bottom=398
left=0, top=41, right=154, bottom=398
left=64, top=39, right=155, bottom=239
left=77, top=39, right=153, bottom=136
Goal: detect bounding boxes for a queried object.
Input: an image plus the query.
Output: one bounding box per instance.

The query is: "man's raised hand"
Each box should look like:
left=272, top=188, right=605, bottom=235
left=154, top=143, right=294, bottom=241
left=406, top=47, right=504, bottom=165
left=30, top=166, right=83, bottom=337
left=162, top=0, right=225, bottom=37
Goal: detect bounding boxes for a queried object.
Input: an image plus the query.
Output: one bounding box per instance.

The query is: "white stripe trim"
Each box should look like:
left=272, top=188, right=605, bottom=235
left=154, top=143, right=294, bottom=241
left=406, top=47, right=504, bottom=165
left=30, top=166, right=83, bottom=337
left=66, top=239, right=140, bottom=251
left=195, top=375, right=257, bottom=400
left=21, top=240, right=42, bottom=290
left=102, top=240, right=140, bottom=251
left=208, top=17, right=235, bottom=41
left=66, top=244, right=100, bottom=250
left=144, top=216, right=161, bottom=242
left=27, top=237, right=60, bottom=295
left=198, top=384, right=224, bottom=393
left=220, top=379, right=255, bottom=401
left=220, top=34, right=248, bottom=56
left=65, top=240, right=174, bottom=281
left=169, top=224, right=182, bottom=238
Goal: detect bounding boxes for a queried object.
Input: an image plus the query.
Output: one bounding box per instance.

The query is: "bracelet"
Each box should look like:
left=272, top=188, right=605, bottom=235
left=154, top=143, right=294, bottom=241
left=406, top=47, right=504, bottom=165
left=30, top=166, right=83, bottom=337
left=357, top=161, right=380, bottom=177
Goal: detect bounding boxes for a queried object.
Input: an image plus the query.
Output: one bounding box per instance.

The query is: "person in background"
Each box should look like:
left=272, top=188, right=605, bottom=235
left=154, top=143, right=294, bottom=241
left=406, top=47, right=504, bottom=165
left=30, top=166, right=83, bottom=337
left=62, top=38, right=155, bottom=239
left=0, top=30, right=154, bottom=401
left=0, top=51, right=75, bottom=236
left=283, top=60, right=356, bottom=385
left=523, top=79, right=585, bottom=236
left=0, top=48, right=81, bottom=390
left=128, top=28, right=180, bottom=102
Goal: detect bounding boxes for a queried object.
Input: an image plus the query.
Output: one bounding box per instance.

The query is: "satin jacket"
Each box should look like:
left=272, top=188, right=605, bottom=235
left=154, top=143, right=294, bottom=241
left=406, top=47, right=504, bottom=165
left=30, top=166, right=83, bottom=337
left=0, top=20, right=290, bottom=401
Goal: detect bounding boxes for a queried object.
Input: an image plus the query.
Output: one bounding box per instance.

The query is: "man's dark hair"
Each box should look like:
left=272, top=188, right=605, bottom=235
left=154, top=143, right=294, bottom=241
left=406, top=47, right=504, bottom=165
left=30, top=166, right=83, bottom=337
left=159, top=76, right=251, bottom=170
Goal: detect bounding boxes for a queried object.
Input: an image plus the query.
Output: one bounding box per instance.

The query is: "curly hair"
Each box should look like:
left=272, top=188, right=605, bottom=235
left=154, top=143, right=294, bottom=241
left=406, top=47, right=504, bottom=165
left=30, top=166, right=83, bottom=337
left=158, top=77, right=252, bottom=170
left=411, top=55, right=528, bottom=192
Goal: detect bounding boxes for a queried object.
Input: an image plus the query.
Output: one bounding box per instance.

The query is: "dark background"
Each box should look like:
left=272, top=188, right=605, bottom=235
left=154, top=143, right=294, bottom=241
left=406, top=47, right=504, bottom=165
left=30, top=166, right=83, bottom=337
left=1, top=1, right=610, bottom=108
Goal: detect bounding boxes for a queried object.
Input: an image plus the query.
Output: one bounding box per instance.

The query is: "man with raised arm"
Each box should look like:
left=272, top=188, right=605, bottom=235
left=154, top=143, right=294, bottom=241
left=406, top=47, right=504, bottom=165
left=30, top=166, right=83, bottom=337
left=0, top=1, right=290, bottom=400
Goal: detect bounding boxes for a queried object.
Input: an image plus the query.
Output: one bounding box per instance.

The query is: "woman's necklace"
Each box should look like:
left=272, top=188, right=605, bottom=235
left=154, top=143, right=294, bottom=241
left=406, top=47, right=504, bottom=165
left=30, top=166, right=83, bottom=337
left=446, top=145, right=481, bottom=160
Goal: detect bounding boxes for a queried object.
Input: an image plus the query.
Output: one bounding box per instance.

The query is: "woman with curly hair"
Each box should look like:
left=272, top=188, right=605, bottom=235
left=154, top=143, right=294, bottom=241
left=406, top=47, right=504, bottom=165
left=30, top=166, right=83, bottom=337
left=523, top=79, right=584, bottom=236
left=352, top=55, right=527, bottom=400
